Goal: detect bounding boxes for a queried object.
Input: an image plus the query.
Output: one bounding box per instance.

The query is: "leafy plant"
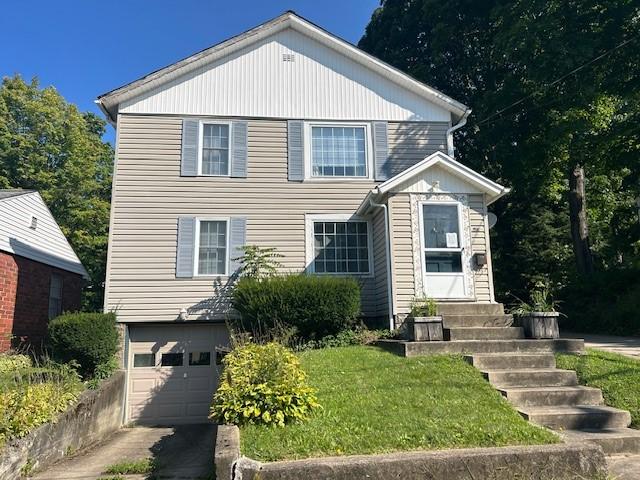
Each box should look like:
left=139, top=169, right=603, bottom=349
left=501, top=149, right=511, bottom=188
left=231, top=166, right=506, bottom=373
left=510, top=281, right=561, bottom=314
left=231, top=274, right=361, bottom=341
left=294, top=328, right=395, bottom=351
left=410, top=297, right=438, bottom=317
left=47, top=312, right=119, bottom=379
left=210, top=342, right=320, bottom=427
left=233, top=245, right=283, bottom=279
left=86, top=356, right=119, bottom=389
left=0, top=361, right=82, bottom=446
left=0, top=353, right=32, bottom=374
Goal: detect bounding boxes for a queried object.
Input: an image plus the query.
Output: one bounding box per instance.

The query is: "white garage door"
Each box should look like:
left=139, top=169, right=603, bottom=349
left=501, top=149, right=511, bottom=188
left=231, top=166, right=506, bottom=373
left=126, top=324, right=229, bottom=425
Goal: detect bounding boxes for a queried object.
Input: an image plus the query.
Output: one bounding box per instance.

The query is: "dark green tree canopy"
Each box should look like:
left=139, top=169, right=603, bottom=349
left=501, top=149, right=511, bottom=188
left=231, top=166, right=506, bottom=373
left=0, top=75, right=114, bottom=310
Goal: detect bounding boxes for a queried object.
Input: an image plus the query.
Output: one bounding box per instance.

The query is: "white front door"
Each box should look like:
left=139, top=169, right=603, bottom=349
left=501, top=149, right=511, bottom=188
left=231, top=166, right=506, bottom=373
left=419, top=201, right=470, bottom=299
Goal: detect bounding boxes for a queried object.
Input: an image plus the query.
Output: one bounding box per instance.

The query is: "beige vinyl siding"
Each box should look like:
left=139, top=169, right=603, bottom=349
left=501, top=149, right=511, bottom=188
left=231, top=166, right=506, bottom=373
left=387, top=194, right=415, bottom=315
left=387, top=122, right=449, bottom=177
left=371, top=207, right=389, bottom=320
left=469, top=194, right=493, bottom=302
left=107, top=115, right=447, bottom=323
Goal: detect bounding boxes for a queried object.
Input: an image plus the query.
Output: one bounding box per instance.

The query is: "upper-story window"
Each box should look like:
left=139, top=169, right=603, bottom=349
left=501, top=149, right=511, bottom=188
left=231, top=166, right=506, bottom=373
left=305, top=123, right=372, bottom=179
left=199, top=123, right=230, bottom=176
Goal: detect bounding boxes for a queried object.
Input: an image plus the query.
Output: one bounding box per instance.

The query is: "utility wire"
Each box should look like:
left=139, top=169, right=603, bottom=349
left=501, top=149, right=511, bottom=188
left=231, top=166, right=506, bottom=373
left=476, top=35, right=639, bottom=127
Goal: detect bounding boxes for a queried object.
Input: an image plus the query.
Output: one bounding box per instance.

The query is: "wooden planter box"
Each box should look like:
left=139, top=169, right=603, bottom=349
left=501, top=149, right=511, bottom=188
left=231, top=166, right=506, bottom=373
left=407, top=316, right=444, bottom=342
left=516, top=312, right=560, bottom=339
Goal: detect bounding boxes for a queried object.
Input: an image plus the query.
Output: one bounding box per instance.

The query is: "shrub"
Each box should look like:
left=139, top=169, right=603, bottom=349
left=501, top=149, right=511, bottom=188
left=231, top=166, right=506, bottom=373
left=410, top=297, right=438, bottom=317
left=47, top=312, right=119, bottom=379
left=210, top=342, right=320, bottom=426
left=0, top=354, right=32, bottom=375
left=295, top=327, right=395, bottom=351
left=233, top=245, right=283, bottom=279
left=231, top=275, right=361, bottom=341
left=0, top=363, right=82, bottom=445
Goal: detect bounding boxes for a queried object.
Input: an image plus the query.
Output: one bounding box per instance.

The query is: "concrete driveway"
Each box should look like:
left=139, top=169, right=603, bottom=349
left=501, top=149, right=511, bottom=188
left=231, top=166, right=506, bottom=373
left=563, top=332, right=640, bottom=359
left=31, top=424, right=216, bottom=480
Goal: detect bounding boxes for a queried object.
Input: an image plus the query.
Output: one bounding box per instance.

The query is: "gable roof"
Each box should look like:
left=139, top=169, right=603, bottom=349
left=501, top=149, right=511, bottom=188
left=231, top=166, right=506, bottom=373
left=96, top=11, right=468, bottom=123
left=357, top=152, right=510, bottom=215
left=0, top=190, right=88, bottom=278
left=0, top=189, right=35, bottom=201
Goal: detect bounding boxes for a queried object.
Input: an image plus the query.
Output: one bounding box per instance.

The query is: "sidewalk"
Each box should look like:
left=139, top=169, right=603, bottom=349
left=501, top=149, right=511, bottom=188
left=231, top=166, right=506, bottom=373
left=562, top=332, right=640, bottom=359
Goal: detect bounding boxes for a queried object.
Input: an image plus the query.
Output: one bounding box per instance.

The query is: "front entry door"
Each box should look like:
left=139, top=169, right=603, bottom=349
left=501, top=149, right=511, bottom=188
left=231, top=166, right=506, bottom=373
left=420, top=202, right=469, bottom=299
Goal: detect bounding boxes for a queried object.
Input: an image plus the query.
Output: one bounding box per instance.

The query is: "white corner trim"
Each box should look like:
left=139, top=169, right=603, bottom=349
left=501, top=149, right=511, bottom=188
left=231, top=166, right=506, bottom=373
left=304, top=213, right=374, bottom=277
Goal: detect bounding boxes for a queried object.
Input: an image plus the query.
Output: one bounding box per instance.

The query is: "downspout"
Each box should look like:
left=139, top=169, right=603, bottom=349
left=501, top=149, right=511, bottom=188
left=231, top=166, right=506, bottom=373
left=369, top=197, right=395, bottom=331
left=446, top=109, right=471, bottom=157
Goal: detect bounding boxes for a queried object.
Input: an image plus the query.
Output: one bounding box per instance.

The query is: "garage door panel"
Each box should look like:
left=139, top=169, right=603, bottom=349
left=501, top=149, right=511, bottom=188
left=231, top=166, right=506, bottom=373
left=127, top=324, right=229, bottom=425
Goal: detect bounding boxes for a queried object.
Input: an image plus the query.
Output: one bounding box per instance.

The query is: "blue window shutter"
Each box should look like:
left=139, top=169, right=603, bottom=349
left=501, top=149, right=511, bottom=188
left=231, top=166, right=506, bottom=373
left=181, top=119, right=199, bottom=176
left=288, top=120, right=304, bottom=181
left=176, top=217, right=195, bottom=278
left=228, top=217, right=247, bottom=276
left=231, top=121, right=248, bottom=178
left=373, top=121, right=390, bottom=181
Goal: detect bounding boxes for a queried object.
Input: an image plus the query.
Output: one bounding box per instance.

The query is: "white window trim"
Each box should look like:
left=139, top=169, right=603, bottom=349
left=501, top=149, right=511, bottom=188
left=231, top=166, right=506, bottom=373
left=305, top=213, right=374, bottom=277
left=418, top=200, right=465, bottom=279
left=193, top=217, right=230, bottom=277
left=197, top=120, right=232, bottom=177
left=303, top=122, right=374, bottom=181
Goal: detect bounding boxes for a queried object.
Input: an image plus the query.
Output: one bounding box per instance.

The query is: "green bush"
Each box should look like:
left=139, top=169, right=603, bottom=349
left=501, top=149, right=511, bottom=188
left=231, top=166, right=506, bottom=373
left=210, top=342, right=320, bottom=426
left=231, top=275, right=361, bottom=341
left=0, top=363, right=82, bottom=445
left=562, top=268, right=640, bottom=336
left=47, top=312, right=119, bottom=378
left=0, top=354, right=32, bottom=375
left=295, top=328, right=395, bottom=351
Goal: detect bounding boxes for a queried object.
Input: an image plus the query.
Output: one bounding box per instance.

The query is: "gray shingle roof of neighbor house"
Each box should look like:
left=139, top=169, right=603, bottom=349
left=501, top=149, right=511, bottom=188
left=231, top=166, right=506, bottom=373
left=0, top=189, right=36, bottom=201
left=0, top=189, right=89, bottom=278
left=95, top=10, right=469, bottom=123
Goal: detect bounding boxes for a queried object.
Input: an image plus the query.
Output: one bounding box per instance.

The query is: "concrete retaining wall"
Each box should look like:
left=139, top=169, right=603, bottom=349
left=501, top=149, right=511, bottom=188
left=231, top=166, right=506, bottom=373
left=0, top=370, right=125, bottom=479
left=226, top=441, right=607, bottom=480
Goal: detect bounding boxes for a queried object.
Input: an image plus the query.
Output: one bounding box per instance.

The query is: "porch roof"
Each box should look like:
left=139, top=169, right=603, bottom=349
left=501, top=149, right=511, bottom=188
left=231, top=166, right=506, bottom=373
left=357, top=152, right=510, bottom=215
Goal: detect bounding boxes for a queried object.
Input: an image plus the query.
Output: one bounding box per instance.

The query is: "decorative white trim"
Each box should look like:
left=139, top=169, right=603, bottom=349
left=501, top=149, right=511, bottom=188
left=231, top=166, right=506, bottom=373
left=304, top=213, right=374, bottom=277
left=303, top=122, right=374, bottom=181
left=193, top=217, right=230, bottom=277
left=197, top=120, right=232, bottom=177
left=410, top=193, right=474, bottom=299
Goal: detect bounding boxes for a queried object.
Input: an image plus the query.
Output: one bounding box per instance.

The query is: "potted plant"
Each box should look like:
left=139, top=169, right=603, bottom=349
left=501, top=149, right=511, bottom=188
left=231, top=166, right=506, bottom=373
left=511, top=282, right=561, bottom=339
left=407, top=297, right=443, bottom=341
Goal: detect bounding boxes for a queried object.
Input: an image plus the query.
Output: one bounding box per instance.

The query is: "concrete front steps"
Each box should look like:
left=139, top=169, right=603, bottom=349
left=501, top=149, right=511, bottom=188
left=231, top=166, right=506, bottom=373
left=466, top=351, right=639, bottom=456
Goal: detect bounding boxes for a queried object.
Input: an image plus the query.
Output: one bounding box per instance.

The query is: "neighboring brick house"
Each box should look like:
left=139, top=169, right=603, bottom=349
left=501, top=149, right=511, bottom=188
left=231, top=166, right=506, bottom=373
left=0, top=189, right=88, bottom=351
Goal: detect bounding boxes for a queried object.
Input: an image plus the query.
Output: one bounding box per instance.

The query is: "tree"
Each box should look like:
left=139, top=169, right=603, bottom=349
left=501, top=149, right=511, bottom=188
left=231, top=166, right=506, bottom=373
left=0, top=75, right=113, bottom=311
left=359, top=0, right=640, bottom=300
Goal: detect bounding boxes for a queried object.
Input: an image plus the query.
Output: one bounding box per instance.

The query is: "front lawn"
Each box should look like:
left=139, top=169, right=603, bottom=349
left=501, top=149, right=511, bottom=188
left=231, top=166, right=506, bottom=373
left=556, top=348, right=640, bottom=427
left=240, top=346, right=557, bottom=461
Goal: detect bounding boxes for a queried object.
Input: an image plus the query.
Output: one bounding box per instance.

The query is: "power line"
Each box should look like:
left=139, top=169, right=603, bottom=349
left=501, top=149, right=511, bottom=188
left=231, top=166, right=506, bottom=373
left=476, top=35, right=639, bottom=127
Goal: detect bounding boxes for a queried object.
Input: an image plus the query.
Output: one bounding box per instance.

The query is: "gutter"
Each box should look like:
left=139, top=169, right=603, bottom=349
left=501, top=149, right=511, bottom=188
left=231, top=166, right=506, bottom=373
left=446, top=109, right=471, bottom=157
left=94, top=99, right=117, bottom=127
left=368, top=198, right=395, bottom=331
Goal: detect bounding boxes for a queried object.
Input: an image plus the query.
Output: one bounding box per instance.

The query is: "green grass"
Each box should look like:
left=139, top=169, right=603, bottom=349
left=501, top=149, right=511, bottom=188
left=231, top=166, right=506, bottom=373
left=557, top=348, right=640, bottom=427
left=240, top=346, right=558, bottom=461
left=104, top=458, right=154, bottom=475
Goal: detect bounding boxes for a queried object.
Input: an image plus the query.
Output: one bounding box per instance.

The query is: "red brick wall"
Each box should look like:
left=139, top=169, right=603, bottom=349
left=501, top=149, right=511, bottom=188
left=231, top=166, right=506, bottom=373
left=0, top=251, right=83, bottom=351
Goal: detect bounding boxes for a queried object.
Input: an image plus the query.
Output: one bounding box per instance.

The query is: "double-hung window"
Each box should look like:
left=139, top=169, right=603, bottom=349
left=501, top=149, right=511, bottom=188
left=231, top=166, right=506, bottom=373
left=308, top=125, right=370, bottom=178
left=199, top=123, right=230, bottom=176
left=195, top=219, right=228, bottom=276
left=307, top=216, right=372, bottom=275
left=48, top=274, right=63, bottom=320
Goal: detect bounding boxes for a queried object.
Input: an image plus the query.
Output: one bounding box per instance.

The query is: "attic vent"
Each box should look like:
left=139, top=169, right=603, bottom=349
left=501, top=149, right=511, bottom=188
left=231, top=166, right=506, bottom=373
left=282, top=53, right=295, bottom=62
left=30, top=216, right=38, bottom=230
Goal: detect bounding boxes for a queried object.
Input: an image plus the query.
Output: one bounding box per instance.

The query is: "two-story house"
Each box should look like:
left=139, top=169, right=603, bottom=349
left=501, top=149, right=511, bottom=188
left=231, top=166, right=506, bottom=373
left=97, top=11, right=509, bottom=425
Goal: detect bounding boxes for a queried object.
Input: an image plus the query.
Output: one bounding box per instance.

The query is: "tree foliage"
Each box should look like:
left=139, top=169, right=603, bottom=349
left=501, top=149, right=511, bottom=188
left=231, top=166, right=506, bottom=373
left=359, top=0, right=640, bottom=311
left=0, top=75, right=113, bottom=310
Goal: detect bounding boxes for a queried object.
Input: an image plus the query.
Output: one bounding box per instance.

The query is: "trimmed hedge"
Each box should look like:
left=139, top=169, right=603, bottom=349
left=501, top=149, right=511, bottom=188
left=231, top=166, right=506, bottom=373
left=231, top=275, right=361, bottom=341
left=210, top=342, right=319, bottom=426
left=47, top=312, right=119, bottom=378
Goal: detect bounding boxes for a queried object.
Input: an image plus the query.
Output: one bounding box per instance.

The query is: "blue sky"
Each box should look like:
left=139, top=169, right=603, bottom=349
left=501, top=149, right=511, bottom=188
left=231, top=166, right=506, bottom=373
left=0, top=0, right=380, bottom=143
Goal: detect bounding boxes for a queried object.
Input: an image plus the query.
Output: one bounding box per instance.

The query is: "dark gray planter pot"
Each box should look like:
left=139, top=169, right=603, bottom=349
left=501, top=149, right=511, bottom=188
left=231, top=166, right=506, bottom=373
left=407, top=316, right=444, bottom=341
left=516, top=312, right=560, bottom=339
